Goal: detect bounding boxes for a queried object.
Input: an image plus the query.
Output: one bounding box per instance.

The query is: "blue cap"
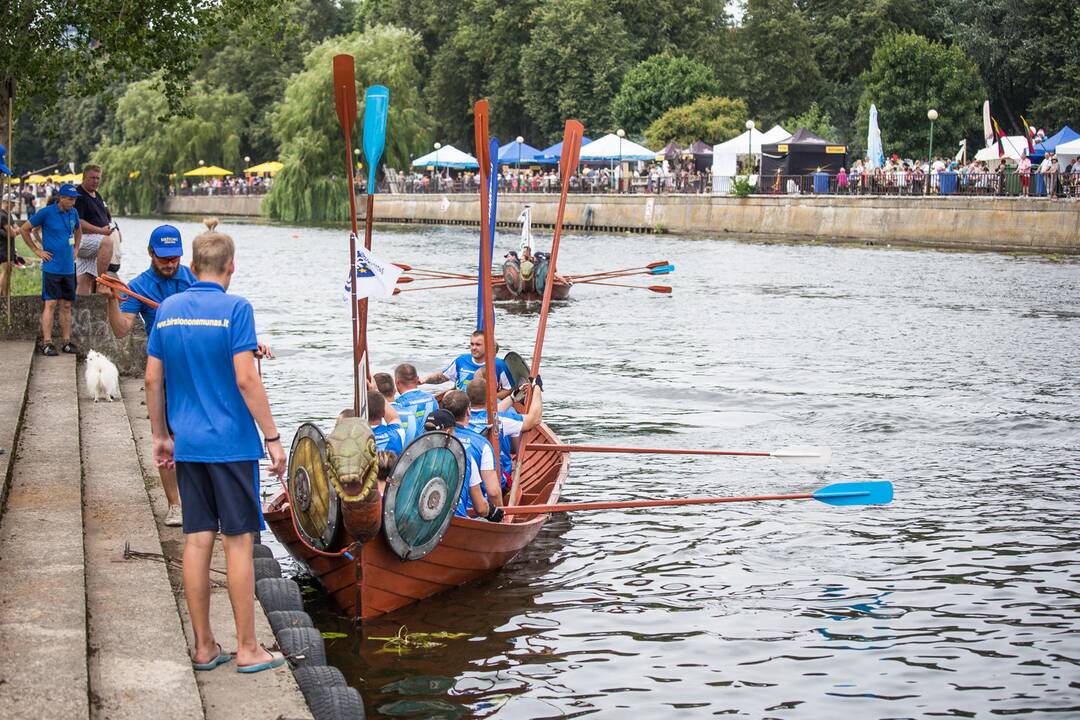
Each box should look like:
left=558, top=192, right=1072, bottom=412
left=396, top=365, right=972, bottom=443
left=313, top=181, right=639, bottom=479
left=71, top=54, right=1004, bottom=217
left=149, top=224, right=183, bottom=258
left=58, top=183, right=80, bottom=198
left=0, top=144, right=11, bottom=175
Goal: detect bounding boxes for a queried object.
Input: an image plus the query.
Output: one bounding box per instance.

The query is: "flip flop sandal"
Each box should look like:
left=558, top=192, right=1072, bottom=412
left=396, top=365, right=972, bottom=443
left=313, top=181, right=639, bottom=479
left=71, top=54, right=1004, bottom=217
left=192, top=643, right=233, bottom=671
left=61, top=342, right=79, bottom=354
left=236, top=648, right=286, bottom=674
left=40, top=343, right=58, bottom=357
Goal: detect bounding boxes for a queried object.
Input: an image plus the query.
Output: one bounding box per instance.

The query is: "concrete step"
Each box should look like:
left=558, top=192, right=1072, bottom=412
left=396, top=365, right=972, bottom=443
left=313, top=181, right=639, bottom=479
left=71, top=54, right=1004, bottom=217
left=0, top=354, right=88, bottom=719
left=121, top=378, right=313, bottom=720
left=80, top=370, right=205, bottom=719
left=0, top=341, right=34, bottom=510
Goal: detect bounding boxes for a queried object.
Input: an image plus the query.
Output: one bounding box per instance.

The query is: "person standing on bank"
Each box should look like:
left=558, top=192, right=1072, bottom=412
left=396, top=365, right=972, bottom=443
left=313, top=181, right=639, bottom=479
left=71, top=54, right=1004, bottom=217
left=145, top=230, right=287, bottom=673
left=74, top=164, right=114, bottom=294
left=19, top=183, right=81, bottom=356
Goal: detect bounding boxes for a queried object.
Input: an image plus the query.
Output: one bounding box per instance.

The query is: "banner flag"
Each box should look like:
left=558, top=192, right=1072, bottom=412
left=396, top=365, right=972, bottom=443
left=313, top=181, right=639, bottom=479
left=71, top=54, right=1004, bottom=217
left=342, top=235, right=402, bottom=300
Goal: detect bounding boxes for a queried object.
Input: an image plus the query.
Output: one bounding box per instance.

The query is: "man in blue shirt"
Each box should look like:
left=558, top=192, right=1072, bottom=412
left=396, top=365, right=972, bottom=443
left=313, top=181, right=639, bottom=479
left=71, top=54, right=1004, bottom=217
left=367, top=390, right=404, bottom=455
left=442, top=390, right=504, bottom=519
left=392, top=363, right=438, bottom=446
left=466, top=376, right=543, bottom=491
left=19, top=183, right=81, bottom=356
left=423, top=330, right=513, bottom=396
left=424, top=408, right=501, bottom=522
left=146, top=230, right=287, bottom=674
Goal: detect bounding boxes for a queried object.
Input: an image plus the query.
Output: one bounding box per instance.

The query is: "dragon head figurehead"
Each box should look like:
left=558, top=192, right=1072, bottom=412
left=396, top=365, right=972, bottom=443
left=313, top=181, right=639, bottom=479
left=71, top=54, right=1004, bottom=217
left=325, top=416, right=379, bottom=507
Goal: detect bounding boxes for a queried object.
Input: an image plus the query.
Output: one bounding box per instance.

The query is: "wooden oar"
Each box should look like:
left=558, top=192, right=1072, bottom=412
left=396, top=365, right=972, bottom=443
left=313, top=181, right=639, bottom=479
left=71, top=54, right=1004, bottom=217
left=574, top=280, right=672, bottom=293
left=509, top=118, right=583, bottom=506
left=393, top=263, right=474, bottom=280
left=526, top=443, right=832, bottom=465
left=394, top=278, right=505, bottom=293
left=96, top=276, right=159, bottom=308
left=568, top=260, right=669, bottom=280
left=496, top=481, right=893, bottom=516
left=474, top=99, right=501, bottom=470
left=566, top=265, right=674, bottom=282
left=333, top=53, right=363, bottom=418
left=357, top=84, right=389, bottom=397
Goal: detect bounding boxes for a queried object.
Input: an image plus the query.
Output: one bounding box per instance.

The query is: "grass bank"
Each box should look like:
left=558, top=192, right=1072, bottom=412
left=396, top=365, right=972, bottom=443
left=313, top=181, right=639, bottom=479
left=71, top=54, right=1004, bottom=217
left=6, top=236, right=42, bottom=297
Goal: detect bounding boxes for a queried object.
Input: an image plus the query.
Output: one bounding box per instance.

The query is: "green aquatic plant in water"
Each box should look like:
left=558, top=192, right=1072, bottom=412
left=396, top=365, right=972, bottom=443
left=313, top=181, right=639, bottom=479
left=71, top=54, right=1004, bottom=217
left=368, top=625, right=470, bottom=654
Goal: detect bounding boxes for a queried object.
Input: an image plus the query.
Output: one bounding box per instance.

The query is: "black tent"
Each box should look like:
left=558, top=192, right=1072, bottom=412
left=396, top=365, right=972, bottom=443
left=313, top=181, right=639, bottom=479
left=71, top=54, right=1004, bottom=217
left=685, top=141, right=714, bottom=171
left=760, top=128, right=848, bottom=176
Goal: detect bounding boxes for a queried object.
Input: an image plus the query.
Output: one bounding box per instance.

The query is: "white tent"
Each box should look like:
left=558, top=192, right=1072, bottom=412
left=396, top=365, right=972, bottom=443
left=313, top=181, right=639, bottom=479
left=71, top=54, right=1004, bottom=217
left=1055, top=137, right=1080, bottom=162
left=974, top=136, right=1029, bottom=163
left=579, top=133, right=657, bottom=161
left=713, top=124, right=790, bottom=156
left=411, top=144, right=479, bottom=169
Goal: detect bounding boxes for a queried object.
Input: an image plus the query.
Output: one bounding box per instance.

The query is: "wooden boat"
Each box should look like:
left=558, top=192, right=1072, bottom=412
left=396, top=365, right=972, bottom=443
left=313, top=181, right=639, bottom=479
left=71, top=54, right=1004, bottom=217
left=492, top=275, right=572, bottom=302
left=264, top=422, right=568, bottom=621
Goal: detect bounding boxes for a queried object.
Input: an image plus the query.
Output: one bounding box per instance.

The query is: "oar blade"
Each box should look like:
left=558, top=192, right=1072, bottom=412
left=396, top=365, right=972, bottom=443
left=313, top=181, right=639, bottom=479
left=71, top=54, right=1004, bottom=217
left=362, top=85, right=390, bottom=190
left=560, top=120, right=584, bottom=176
left=332, top=54, right=357, bottom=135
left=771, top=446, right=832, bottom=465
left=649, top=285, right=673, bottom=294
left=649, top=264, right=675, bottom=275
left=812, top=481, right=893, bottom=507
left=646, top=260, right=670, bottom=269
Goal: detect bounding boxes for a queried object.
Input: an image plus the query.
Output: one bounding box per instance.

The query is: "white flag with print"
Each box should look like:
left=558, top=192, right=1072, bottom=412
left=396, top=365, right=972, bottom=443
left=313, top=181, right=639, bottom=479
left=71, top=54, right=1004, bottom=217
left=342, top=235, right=402, bottom=301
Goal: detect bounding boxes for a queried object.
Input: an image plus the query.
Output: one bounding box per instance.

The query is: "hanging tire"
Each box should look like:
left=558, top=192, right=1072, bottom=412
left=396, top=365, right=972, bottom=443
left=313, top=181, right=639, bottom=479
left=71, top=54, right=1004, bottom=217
left=293, top=665, right=347, bottom=704
left=256, top=578, right=304, bottom=613
left=277, top=626, right=326, bottom=667
left=307, top=685, right=366, bottom=720
left=267, top=610, right=314, bottom=634
left=253, top=543, right=275, bottom=559
left=254, top=557, right=282, bottom=580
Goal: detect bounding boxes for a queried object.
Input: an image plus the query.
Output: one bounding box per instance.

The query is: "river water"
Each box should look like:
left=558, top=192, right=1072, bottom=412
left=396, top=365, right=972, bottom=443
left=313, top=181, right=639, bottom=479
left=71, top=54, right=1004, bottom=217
left=119, top=217, right=1080, bottom=719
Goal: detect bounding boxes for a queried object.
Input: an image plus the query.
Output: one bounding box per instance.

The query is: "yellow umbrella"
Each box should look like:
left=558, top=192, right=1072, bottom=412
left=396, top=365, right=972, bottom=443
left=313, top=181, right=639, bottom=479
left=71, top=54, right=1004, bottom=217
left=24, top=174, right=48, bottom=183
left=183, top=165, right=233, bottom=177
left=242, top=160, right=284, bottom=175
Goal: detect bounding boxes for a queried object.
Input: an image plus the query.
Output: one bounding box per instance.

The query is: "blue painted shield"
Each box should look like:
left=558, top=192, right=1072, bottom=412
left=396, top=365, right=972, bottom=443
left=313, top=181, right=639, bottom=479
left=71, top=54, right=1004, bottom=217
left=382, top=432, right=467, bottom=560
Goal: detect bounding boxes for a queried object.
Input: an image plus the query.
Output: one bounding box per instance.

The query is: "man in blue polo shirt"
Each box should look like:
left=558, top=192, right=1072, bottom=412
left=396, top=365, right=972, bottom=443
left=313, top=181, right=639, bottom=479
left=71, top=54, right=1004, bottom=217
left=392, top=362, right=437, bottom=445
left=423, top=330, right=513, bottom=396
left=105, top=224, right=195, bottom=526
left=19, top=183, right=82, bottom=356
left=367, top=390, right=404, bottom=455
left=146, top=230, right=287, bottom=674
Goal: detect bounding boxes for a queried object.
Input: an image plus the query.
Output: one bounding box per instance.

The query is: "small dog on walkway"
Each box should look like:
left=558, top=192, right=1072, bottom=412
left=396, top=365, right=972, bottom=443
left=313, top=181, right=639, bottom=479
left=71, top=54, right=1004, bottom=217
left=85, top=350, right=122, bottom=402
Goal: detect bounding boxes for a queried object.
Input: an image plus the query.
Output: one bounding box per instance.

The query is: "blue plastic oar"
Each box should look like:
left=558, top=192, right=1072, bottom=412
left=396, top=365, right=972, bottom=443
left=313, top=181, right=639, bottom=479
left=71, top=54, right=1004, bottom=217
left=363, top=85, right=389, bottom=192
left=650, top=264, right=675, bottom=275
left=497, top=481, right=895, bottom=515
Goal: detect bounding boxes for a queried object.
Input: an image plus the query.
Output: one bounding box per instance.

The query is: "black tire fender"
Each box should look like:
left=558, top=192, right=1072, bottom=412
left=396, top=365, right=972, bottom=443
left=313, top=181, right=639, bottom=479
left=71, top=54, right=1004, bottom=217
left=256, top=577, right=304, bottom=613
left=254, top=557, right=282, bottom=580
left=267, top=610, right=313, bottom=634
left=276, top=626, right=327, bottom=667
left=307, top=685, right=366, bottom=720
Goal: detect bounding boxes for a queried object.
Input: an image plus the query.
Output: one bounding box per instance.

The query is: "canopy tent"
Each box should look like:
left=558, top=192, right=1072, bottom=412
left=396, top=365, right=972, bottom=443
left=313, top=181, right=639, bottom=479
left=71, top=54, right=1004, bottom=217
left=760, top=128, right=847, bottom=176
left=974, top=136, right=1028, bottom=163
left=539, top=136, right=592, bottom=163
left=1031, top=125, right=1080, bottom=158
left=183, top=165, right=233, bottom=177
left=684, top=140, right=713, bottom=171
left=657, top=141, right=684, bottom=161
left=411, top=144, right=479, bottom=169
left=579, top=133, right=657, bottom=162
left=24, top=174, right=48, bottom=184
left=497, top=140, right=546, bottom=166
left=713, top=125, right=790, bottom=156
left=243, top=160, right=284, bottom=175
left=1054, top=137, right=1080, bottom=162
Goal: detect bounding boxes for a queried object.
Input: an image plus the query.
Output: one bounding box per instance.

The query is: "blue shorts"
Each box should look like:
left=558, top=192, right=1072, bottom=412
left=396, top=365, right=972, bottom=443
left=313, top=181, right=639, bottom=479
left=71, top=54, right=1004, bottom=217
left=42, top=271, right=75, bottom=302
left=176, top=460, right=265, bottom=536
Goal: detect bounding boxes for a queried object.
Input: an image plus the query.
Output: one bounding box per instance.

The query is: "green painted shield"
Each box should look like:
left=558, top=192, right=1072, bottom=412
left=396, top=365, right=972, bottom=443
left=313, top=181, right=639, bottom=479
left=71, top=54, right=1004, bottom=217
left=382, top=432, right=466, bottom=561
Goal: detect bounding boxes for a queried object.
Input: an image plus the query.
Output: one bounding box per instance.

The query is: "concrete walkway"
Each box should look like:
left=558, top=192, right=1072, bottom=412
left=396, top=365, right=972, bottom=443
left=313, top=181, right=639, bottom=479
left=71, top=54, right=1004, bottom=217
left=0, top=341, right=33, bottom=507
left=0, top=353, right=87, bottom=719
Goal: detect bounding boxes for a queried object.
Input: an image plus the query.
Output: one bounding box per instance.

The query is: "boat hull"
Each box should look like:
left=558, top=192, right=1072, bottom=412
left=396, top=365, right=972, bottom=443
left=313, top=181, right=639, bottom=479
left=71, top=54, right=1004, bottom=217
left=492, top=279, right=572, bottom=302
left=265, top=423, right=568, bottom=621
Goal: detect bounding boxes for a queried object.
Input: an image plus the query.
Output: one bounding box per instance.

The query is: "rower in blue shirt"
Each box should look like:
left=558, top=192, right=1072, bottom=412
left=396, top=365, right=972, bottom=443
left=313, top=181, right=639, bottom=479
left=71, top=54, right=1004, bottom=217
left=465, top=376, right=543, bottom=490
left=391, top=363, right=438, bottom=445
left=441, top=391, right=504, bottom=519
left=424, top=409, right=501, bottom=522
left=423, top=330, right=513, bottom=396
left=367, top=391, right=404, bottom=455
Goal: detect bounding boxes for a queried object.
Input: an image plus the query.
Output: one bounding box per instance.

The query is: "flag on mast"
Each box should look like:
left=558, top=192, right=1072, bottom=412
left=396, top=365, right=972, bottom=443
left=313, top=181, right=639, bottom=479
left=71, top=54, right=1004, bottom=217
left=342, top=235, right=402, bottom=300
left=991, top=117, right=1006, bottom=158
left=1020, top=116, right=1036, bottom=154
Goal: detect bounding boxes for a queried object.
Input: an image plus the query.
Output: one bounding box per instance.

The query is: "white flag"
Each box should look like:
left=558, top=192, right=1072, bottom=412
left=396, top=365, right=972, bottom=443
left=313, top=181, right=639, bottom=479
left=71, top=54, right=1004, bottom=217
left=342, top=235, right=402, bottom=301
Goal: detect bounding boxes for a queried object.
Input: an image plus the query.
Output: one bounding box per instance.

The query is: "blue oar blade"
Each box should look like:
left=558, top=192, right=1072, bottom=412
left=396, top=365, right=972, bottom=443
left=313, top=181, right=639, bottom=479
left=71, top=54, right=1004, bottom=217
left=650, top=264, right=675, bottom=275
left=812, top=481, right=893, bottom=506
left=362, top=85, right=390, bottom=191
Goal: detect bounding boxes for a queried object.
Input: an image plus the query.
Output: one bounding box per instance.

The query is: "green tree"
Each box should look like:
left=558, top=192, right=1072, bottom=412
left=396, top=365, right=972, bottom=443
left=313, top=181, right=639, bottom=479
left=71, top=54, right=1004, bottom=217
left=355, top=0, right=459, bottom=75
left=92, top=80, right=253, bottom=214
left=520, top=0, right=632, bottom=141
left=644, top=96, right=748, bottom=146
left=264, top=25, right=433, bottom=223
left=612, top=55, right=720, bottom=135
left=782, top=102, right=839, bottom=141
left=427, top=0, right=540, bottom=149
left=856, top=33, right=985, bottom=158
left=736, top=0, right=821, bottom=124
left=614, top=0, right=734, bottom=70
left=0, top=0, right=275, bottom=145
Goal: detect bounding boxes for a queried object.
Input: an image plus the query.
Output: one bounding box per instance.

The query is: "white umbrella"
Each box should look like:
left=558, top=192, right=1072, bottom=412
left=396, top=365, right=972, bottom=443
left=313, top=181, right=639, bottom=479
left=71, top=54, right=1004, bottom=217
left=410, top=144, right=479, bottom=169
left=578, top=134, right=657, bottom=161
left=867, top=104, right=884, bottom=169
left=982, top=100, right=994, bottom=149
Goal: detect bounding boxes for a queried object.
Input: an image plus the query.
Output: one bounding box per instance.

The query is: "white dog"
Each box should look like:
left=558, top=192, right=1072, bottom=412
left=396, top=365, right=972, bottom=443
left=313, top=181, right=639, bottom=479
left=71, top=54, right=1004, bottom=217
left=85, top=350, right=121, bottom=402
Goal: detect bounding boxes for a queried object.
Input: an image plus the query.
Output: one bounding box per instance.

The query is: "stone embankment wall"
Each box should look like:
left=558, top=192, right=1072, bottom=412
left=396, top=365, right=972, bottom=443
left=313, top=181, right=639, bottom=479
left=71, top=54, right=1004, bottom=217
left=161, top=194, right=1080, bottom=253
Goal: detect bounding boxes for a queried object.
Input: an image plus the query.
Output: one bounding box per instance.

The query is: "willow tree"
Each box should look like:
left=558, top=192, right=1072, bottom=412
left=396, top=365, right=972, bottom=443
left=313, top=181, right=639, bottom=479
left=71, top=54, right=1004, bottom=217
left=264, top=25, right=433, bottom=224
left=92, top=80, right=252, bottom=214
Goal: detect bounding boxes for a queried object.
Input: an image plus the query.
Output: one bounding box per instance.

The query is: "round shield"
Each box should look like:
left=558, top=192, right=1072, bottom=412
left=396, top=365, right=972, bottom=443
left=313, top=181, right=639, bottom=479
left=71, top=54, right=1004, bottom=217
left=382, top=432, right=467, bottom=561
left=287, top=423, right=341, bottom=551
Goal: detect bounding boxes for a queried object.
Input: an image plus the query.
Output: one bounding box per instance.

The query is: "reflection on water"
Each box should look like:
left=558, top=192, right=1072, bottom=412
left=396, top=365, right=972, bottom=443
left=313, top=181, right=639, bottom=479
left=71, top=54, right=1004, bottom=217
left=117, top=218, right=1080, bottom=718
